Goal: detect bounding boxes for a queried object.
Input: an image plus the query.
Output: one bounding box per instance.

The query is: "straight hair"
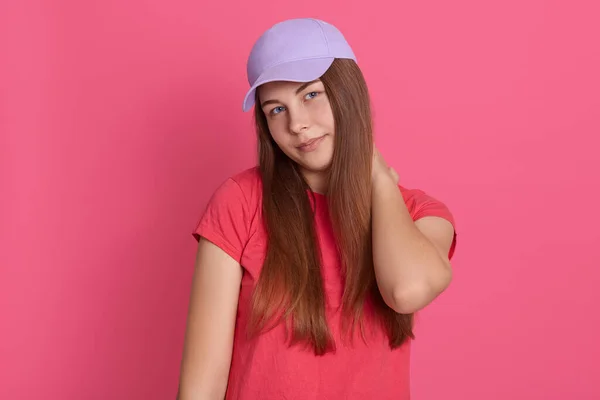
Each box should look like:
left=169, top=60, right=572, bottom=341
left=249, top=58, right=414, bottom=355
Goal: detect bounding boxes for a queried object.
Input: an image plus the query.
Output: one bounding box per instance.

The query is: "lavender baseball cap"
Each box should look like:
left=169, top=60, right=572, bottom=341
left=242, top=18, right=357, bottom=112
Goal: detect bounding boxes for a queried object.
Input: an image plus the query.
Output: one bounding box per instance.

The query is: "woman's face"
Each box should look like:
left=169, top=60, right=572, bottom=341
left=258, top=79, right=335, bottom=188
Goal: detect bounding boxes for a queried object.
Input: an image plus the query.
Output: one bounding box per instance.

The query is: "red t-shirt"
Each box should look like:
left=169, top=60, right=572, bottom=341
left=193, top=167, right=457, bottom=400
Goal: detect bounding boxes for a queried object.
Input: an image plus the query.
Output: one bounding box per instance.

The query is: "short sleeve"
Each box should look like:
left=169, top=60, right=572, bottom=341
left=400, top=186, right=458, bottom=260
left=192, top=178, right=251, bottom=263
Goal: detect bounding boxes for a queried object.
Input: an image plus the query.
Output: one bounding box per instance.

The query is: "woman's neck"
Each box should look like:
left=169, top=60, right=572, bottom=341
left=301, top=168, right=329, bottom=195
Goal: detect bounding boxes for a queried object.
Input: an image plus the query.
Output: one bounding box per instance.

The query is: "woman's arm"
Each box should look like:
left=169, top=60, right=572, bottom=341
left=371, top=150, right=454, bottom=314
left=177, top=238, right=243, bottom=400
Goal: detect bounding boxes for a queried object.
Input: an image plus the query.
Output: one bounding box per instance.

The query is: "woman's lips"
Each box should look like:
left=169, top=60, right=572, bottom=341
left=297, top=135, right=326, bottom=152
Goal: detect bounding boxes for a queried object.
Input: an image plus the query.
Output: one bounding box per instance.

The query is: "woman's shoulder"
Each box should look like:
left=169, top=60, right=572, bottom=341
left=212, top=166, right=263, bottom=208
left=226, top=166, right=263, bottom=198
left=398, top=183, right=455, bottom=226
left=229, top=166, right=262, bottom=188
left=193, top=166, right=263, bottom=245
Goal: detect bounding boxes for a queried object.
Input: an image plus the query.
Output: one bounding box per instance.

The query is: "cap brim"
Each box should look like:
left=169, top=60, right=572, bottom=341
left=242, top=57, right=335, bottom=112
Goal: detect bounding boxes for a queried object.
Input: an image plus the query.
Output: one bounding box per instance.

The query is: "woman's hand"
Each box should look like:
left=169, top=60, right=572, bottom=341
left=372, top=147, right=399, bottom=186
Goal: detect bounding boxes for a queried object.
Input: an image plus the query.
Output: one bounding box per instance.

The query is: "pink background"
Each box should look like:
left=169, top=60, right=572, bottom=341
left=2, top=0, right=599, bottom=399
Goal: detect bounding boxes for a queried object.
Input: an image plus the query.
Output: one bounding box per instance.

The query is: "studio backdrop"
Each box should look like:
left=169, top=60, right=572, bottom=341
left=1, top=0, right=599, bottom=399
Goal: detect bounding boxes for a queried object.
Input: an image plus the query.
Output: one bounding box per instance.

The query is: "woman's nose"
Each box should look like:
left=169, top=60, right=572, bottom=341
left=288, top=107, right=310, bottom=135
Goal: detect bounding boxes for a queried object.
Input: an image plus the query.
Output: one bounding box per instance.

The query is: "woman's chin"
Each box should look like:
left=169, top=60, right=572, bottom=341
left=297, top=159, right=332, bottom=174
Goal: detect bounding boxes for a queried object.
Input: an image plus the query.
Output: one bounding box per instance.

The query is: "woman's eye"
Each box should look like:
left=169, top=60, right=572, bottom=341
left=305, top=91, right=319, bottom=100
left=271, top=106, right=286, bottom=115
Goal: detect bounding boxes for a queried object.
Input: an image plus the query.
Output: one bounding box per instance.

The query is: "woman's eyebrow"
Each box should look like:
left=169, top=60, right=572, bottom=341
left=260, top=80, right=322, bottom=108
left=295, top=79, right=321, bottom=95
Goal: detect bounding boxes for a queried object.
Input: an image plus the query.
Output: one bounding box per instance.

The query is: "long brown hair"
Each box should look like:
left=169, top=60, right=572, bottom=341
left=249, top=58, right=414, bottom=355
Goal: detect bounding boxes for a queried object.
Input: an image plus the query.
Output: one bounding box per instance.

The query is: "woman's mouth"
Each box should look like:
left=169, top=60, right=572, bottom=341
left=297, top=135, right=326, bottom=152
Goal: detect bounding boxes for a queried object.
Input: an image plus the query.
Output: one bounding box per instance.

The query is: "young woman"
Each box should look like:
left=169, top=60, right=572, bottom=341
left=178, top=18, right=457, bottom=400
